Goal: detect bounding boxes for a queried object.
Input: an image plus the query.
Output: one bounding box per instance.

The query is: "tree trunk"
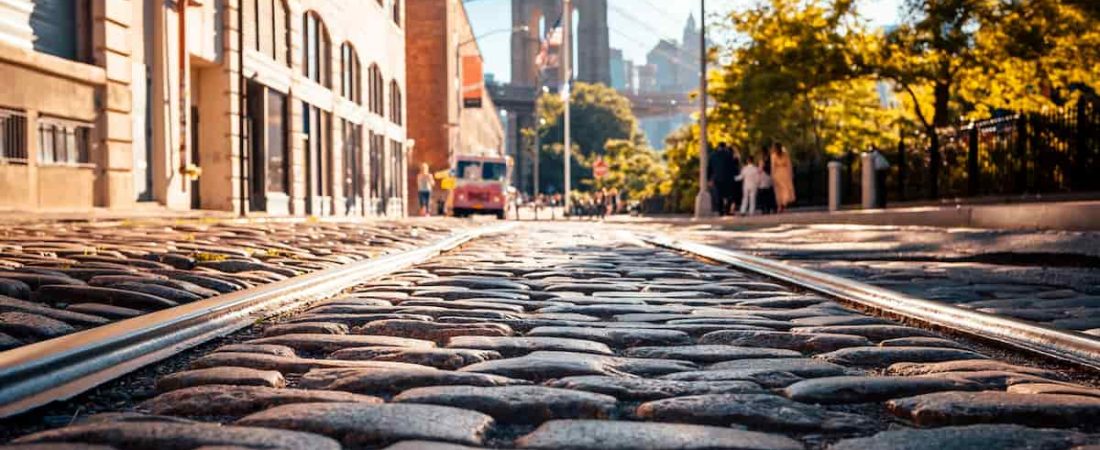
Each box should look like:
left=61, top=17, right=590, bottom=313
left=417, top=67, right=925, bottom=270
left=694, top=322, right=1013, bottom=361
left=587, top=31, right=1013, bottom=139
left=928, top=80, right=951, bottom=199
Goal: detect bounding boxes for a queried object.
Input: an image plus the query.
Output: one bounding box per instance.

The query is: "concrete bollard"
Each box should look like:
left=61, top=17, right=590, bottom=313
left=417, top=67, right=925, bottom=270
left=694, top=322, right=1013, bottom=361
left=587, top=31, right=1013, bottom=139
left=827, top=161, right=842, bottom=212
left=861, top=152, right=877, bottom=209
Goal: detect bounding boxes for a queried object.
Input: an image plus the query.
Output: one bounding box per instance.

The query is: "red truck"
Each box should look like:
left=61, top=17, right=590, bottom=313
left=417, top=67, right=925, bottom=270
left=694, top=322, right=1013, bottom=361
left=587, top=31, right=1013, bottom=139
left=450, top=155, right=511, bottom=219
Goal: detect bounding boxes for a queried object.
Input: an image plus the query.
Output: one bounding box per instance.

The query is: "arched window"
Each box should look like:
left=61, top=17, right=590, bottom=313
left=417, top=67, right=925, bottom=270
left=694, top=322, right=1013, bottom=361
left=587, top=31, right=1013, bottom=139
left=274, top=0, right=290, bottom=66
left=245, top=0, right=290, bottom=66
left=303, top=11, right=331, bottom=87
left=368, top=64, right=384, bottom=115
left=340, top=43, right=361, bottom=103
left=389, top=80, right=402, bottom=125
left=393, top=0, right=401, bottom=26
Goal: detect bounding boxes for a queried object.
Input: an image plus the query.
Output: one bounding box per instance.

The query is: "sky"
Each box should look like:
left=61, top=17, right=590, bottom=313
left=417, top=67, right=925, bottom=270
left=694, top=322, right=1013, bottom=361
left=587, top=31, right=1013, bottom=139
left=464, top=0, right=904, bottom=84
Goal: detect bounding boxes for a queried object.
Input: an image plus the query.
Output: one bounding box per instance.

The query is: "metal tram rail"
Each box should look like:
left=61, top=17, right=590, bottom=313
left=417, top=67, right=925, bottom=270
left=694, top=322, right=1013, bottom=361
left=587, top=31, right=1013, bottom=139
left=639, top=232, right=1100, bottom=371
left=0, top=223, right=514, bottom=418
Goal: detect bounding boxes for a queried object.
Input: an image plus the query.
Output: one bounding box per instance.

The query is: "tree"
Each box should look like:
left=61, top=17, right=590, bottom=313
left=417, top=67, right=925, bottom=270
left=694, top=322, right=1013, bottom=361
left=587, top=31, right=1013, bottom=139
left=534, top=82, right=646, bottom=195
left=877, top=0, right=988, bottom=198
left=591, top=139, right=669, bottom=203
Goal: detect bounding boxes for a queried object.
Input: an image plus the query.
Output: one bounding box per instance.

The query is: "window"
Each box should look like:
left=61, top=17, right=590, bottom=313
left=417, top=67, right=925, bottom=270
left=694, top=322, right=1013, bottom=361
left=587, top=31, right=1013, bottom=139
left=0, top=108, right=28, bottom=163
left=388, top=139, right=404, bottom=200
left=267, top=90, right=288, bottom=194
left=393, top=0, right=401, bottom=26
left=342, top=120, right=363, bottom=215
left=36, top=118, right=91, bottom=165
left=302, top=102, right=332, bottom=204
left=369, top=131, right=385, bottom=215
left=273, top=0, right=289, bottom=66
left=303, top=11, right=331, bottom=87
left=389, top=80, right=403, bottom=125
left=340, top=43, right=361, bottom=103
left=368, top=65, right=384, bottom=115
left=30, top=0, right=92, bottom=62
left=246, top=0, right=290, bottom=65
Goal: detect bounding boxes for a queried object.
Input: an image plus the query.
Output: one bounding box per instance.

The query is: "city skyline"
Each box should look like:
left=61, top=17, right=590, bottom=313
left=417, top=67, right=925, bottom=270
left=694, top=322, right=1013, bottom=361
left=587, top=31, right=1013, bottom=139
left=466, top=0, right=903, bottom=85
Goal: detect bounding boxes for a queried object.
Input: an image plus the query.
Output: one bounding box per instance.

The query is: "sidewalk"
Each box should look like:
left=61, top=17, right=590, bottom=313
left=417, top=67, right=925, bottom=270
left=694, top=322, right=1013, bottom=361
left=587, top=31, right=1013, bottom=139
left=609, top=200, right=1100, bottom=231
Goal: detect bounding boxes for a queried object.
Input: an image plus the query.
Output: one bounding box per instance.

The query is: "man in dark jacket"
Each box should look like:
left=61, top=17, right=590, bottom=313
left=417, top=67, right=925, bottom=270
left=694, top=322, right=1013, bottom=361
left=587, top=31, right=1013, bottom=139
left=707, top=143, right=738, bottom=215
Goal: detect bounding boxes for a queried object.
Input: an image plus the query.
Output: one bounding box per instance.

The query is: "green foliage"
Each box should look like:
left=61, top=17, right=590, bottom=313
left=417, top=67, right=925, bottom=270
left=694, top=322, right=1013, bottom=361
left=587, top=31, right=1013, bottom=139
left=590, top=139, right=669, bottom=202
left=659, top=0, right=1098, bottom=209
left=534, top=82, right=662, bottom=200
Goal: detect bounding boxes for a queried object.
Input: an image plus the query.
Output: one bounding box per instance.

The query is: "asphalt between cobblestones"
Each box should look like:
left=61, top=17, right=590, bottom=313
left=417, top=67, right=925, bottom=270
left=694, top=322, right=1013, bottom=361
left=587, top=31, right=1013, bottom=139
left=2, top=222, right=1100, bottom=449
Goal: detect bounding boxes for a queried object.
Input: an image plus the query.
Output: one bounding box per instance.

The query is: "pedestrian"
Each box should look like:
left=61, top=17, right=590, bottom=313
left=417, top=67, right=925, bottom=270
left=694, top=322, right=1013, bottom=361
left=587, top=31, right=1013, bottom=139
left=416, top=163, right=434, bottom=217
left=771, top=143, right=796, bottom=213
left=736, top=156, right=762, bottom=216
left=706, top=142, right=737, bottom=215
left=758, top=167, right=776, bottom=214
left=731, top=146, right=744, bottom=212
left=870, top=146, right=891, bottom=208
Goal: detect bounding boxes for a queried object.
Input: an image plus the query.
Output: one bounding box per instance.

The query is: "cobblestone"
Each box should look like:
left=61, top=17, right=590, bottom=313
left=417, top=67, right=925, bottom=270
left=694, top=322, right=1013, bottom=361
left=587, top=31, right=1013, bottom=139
left=392, top=385, right=617, bottom=422
left=235, top=403, right=495, bottom=447
left=0, top=219, right=455, bottom=349
left=8, top=223, right=1100, bottom=449
left=139, top=385, right=380, bottom=416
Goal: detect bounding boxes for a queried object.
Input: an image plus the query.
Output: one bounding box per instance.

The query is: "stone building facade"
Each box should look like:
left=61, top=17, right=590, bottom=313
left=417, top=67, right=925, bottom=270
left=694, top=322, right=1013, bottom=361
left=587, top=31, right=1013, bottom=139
left=0, top=0, right=409, bottom=217
left=405, top=0, right=504, bottom=216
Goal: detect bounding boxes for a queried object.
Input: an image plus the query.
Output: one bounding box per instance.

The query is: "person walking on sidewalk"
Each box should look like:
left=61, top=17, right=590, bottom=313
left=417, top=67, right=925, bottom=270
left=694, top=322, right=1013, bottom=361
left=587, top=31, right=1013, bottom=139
left=771, top=143, right=796, bottom=213
left=707, top=142, right=737, bottom=215
left=736, top=156, right=762, bottom=216
left=416, top=163, right=435, bottom=217
left=758, top=167, right=776, bottom=214
left=870, top=146, right=891, bottom=208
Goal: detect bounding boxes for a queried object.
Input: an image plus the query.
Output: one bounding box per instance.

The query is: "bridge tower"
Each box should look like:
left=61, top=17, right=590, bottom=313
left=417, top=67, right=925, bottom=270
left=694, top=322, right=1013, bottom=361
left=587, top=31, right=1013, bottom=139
left=505, top=0, right=610, bottom=196
left=510, top=0, right=610, bottom=88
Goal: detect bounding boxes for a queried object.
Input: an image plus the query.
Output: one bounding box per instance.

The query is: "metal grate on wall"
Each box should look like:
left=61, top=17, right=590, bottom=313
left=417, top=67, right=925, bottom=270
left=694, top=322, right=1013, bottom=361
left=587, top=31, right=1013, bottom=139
left=0, top=108, right=28, bottom=163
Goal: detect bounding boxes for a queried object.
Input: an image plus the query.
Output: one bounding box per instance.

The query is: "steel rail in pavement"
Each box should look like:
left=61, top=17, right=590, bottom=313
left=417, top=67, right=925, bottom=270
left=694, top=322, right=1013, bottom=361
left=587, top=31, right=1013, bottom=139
left=641, top=232, right=1100, bottom=371
left=0, top=223, right=513, bottom=418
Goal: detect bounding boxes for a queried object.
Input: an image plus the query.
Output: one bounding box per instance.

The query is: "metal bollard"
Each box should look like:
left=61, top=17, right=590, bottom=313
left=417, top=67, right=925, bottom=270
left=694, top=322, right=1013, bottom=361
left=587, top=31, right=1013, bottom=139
left=827, top=161, right=842, bottom=212
left=861, top=152, right=877, bottom=209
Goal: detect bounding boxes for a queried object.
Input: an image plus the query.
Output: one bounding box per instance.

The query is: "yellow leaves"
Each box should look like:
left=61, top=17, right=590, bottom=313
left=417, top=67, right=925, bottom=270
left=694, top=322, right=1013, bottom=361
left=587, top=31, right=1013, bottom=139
left=194, top=252, right=228, bottom=262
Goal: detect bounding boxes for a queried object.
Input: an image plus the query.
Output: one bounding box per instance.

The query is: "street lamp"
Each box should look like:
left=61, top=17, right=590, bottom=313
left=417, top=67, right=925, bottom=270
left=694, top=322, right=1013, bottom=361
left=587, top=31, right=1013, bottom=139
left=693, top=0, right=712, bottom=218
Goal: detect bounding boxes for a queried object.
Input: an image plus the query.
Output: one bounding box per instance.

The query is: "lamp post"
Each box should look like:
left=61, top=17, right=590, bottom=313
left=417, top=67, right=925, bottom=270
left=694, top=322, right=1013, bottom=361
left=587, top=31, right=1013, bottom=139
left=562, top=0, right=573, bottom=215
left=693, top=0, right=712, bottom=218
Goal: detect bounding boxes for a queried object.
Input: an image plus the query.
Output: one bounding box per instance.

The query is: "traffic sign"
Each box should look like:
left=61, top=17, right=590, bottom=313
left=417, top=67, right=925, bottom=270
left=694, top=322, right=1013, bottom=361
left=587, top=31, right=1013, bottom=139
left=593, top=158, right=609, bottom=178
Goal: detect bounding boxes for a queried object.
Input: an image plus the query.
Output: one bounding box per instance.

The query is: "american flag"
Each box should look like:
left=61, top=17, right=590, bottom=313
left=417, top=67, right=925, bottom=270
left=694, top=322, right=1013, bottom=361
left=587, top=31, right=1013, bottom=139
left=535, top=17, right=563, bottom=70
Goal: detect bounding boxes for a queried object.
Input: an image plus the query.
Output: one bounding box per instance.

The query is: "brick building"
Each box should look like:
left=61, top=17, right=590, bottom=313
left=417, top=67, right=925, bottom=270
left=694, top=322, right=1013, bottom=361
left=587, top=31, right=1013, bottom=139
left=0, top=0, right=409, bottom=217
left=406, top=0, right=504, bottom=216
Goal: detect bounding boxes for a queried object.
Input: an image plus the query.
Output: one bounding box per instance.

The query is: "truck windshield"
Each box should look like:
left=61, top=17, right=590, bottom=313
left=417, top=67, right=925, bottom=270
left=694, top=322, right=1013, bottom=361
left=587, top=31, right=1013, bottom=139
left=457, top=161, right=481, bottom=180
left=456, top=160, right=507, bottom=181
left=482, top=162, right=507, bottom=181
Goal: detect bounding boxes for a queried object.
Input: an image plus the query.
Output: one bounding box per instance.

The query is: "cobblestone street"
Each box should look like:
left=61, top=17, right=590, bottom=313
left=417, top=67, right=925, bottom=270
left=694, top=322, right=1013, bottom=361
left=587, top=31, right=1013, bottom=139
left=3, top=222, right=1099, bottom=449
left=644, top=222, right=1100, bottom=336
left=0, top=219, right=464, bottom=350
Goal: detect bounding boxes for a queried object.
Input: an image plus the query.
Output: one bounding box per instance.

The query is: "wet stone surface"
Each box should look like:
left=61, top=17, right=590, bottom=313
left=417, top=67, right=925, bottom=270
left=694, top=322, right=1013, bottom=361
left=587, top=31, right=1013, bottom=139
left=6, top=222, right=1100, bottom=449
